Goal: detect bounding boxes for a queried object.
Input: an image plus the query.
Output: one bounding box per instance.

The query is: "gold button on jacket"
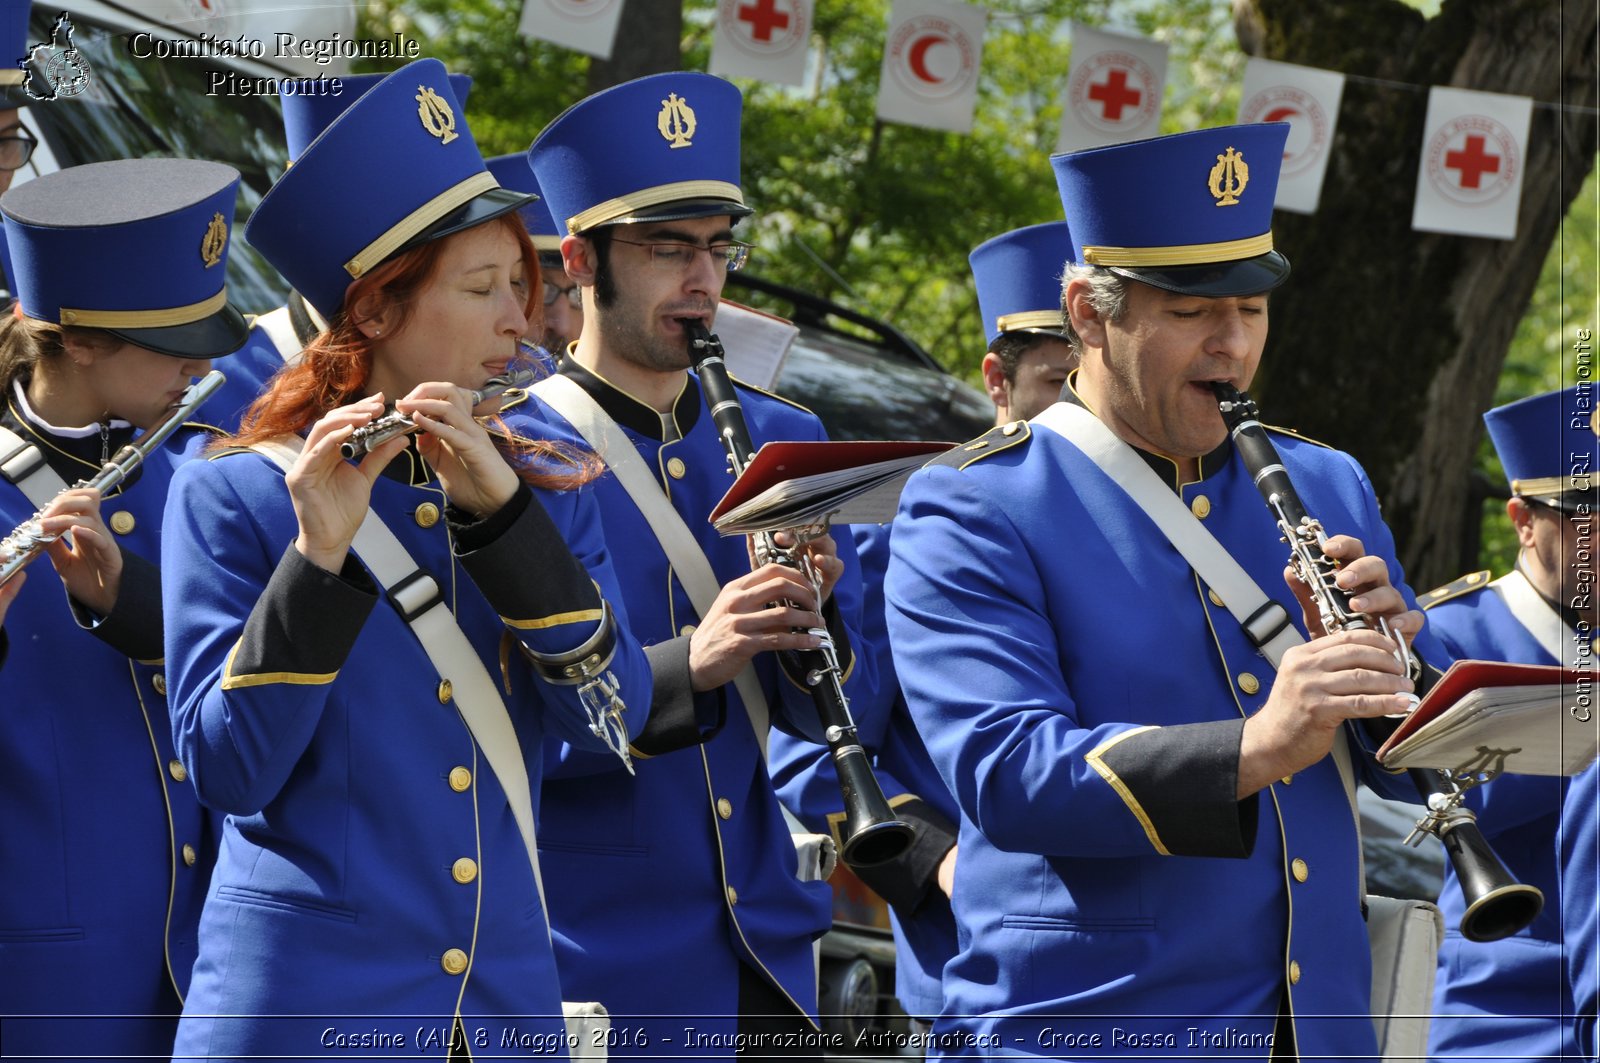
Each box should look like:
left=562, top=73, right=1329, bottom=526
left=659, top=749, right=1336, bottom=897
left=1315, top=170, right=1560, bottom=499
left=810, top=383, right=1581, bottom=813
left=451, top=857, right=478, bottom=884
left=441, top=948, right=469, bottom=975
left=109, top=511, right=136, bottom=535
left=1190, top=495, right=1211, bottom=519
left=1291, top=858, right=1309, bottom=883
left=1288, top=960, right=1302, bottom=984
left=1237, top=672, right=1260, bottom=695
left=666, top=457, right=687, bottom=479
left=414, top=502, right=441, bottom=528
left=151, top=673, right=167, bottom=696
left=725, top=886, right=738, bottom=906
left=182, top=844, right=197, bottom=867
left=448, top=766, right=472, bottom=792
left=437, top=679, right=453, bottom=704
left=168, top=759, right=187, bottom=783
left=716, top=798, right=733, bottom=820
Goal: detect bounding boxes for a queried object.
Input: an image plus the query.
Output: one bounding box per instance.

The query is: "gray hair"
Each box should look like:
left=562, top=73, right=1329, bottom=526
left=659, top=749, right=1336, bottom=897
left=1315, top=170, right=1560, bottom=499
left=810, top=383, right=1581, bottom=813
left=1059, top=264, right=1129, bottom=358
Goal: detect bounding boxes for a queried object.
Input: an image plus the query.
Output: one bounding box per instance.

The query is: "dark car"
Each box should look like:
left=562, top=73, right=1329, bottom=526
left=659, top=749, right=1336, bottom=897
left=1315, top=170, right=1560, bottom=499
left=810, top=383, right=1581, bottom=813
left=725, top=274, right=993, bottom=445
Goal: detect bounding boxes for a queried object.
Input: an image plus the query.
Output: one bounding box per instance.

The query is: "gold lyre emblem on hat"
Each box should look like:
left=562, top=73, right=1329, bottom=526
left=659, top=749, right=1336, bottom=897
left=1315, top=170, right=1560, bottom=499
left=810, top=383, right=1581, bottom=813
left=416, top=85, right=459, bottom=145
left=200, top=211, right=228, bottom=268
left=658, top=92, right=696, bottom=149
left=1208, top=146, right=1249, bottom=207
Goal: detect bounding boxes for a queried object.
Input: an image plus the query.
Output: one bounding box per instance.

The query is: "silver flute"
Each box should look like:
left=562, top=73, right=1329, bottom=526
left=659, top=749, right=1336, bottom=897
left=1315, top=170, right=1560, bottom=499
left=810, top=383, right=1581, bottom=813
left=339, top=363, right=543, bottom=460
left=0, top=370, right=226, bottom=588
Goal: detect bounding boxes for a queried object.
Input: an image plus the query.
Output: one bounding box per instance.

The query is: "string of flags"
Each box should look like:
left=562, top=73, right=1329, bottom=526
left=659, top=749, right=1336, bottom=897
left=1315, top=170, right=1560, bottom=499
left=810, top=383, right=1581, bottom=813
left=518, top=0, right=1541, bottom=241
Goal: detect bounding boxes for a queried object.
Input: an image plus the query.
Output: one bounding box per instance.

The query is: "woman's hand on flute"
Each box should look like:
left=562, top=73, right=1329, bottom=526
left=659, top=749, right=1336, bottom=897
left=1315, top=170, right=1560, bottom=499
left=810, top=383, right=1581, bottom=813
left=289, top=394, right=409, bottom=573
left=396, top=382, right=520, bottom=520
left=38, top=487, right=122, bottom=616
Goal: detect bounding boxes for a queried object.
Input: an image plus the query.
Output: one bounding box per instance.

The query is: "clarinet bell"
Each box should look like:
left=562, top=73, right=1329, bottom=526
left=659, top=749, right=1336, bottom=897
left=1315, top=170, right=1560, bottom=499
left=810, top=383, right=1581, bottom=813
left=1446, top=824, right=1545, bottom=943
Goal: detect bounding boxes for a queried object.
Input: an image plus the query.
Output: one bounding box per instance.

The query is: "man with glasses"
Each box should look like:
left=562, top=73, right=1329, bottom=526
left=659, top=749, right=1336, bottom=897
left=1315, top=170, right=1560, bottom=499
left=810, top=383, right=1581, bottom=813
left=1421, top=385, right=1598, bottom=1062
left=519, top=72, right=872, bottom=1059
left=0, top=1, right=37, bottom=301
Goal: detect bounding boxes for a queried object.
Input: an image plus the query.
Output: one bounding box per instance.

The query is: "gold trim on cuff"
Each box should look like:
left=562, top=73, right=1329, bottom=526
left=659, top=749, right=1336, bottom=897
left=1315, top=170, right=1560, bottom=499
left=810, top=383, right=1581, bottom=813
left=219, top=640, right=338, bottom=690
left=1082, top=232, right=1274, bottom=268
left=501, top=606, right=605, bottom=631
left=0, top=70, right=24, bottom=85
left=566, top=180, right=745, bottom=235
left=996, top=310, right=1066, bottom=334
left=1084, top=725, right=1170, bottom=856
left=344, top=171, right=500, bottom=279
left=58, top=288, right=227, bottom=328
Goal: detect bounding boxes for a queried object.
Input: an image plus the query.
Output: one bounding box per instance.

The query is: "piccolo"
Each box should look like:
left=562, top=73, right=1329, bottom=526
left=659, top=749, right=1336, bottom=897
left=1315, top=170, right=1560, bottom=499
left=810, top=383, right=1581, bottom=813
left=0, top=370, right=226, bottom=588
left=339, top=363, right=542, bottom=460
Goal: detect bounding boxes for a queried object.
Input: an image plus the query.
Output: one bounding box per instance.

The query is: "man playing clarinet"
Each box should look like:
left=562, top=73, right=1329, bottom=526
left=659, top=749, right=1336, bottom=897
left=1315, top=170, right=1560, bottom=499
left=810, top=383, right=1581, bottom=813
left=513, top=72, right=874, bottom=1058
left=886, top=124, right=1439, bottom=1060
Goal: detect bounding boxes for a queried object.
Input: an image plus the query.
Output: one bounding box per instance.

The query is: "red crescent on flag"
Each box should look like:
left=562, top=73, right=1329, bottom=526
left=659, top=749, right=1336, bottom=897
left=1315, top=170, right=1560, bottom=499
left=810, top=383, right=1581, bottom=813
left=907, top=32, right=949, bottom=84
left=1262, top=105, right=1300, bottom=123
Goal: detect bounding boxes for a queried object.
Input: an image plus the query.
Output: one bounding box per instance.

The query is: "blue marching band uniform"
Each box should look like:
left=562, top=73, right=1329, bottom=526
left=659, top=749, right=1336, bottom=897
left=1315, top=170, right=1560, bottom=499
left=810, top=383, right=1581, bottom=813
left=1, top=26, right=1594, bottom=1063
left=0, top=157, right=250, bottom=1057
left=512, top=72, right=872, bottom=1053
left=1421, top=386, right=1594, bottom=1061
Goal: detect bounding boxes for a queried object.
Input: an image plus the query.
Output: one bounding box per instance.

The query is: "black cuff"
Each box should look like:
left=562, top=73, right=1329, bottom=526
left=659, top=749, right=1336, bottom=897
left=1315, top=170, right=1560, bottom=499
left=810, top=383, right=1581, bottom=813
left=452, top=486, right=601, bottom=626
left=1094, top=719, right=1257, bottom=858
left=229, top=544, right=377, bottom=681
left=631, top=636, right=725, bottom=757
left=0, top=628, right=8, bottom=670
left=849, top=797, right=957, bottom=914
left=73, top=547, right=163, bottom=661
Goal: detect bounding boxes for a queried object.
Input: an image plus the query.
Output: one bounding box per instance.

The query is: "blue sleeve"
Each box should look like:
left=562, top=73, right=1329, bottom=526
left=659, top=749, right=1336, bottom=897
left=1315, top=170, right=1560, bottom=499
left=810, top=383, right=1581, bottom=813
left=1561, top=761, right=1599, bottom=1061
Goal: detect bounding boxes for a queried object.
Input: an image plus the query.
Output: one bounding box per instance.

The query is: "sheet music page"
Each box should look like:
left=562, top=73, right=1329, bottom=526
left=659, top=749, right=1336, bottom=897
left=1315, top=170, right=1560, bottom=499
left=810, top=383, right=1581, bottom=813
left=712, top=300, right=800, bottom=391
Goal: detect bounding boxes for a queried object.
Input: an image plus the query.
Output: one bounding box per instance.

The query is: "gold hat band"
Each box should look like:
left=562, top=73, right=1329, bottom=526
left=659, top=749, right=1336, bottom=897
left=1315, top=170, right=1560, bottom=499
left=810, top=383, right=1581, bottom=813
left=1513, top=475, right=1595, bottom=497
left=532, top=234, right=563, bottom=252
left=345, top=170, right=500, bottom=279
left=566, top=180, right=745, bottom=235
left=1082, top=232, right=1275, bottom=269
left=58, top=288, right=227, bottom=328
left=996, top=310, right=1066, bottom=334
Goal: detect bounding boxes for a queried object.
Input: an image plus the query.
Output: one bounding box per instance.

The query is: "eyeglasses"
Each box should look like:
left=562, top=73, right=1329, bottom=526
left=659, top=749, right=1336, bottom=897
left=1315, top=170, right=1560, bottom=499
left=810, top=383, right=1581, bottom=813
left=542, top=281, right=582, bottom=310
left=0, top=130, right=37, bottom=172
left=609, top=237, right=752, bottom=273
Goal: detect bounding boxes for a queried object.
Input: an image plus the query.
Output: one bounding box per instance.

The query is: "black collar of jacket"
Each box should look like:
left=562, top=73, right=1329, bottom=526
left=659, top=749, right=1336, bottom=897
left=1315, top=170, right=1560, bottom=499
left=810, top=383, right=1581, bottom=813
left=557, top=354, right=702, bottom=442
left=2, top=392, right=141, bottom=492
left=1062, top=370, right=1230, bottom=491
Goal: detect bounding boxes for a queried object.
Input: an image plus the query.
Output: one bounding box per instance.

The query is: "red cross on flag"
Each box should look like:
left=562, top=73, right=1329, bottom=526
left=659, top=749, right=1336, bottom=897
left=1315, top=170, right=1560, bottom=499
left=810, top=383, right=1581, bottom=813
left=518, top=0, right=623, bottom=60
left=1055, top=23, right=1167, bottom=152
left=710, top=0, right=813, bottom=87
left=1412, top=86, right=1533, bottom=241
left=1237, top=58, right=1346, bottom=215
left=875, top=0, right=987, bottom=135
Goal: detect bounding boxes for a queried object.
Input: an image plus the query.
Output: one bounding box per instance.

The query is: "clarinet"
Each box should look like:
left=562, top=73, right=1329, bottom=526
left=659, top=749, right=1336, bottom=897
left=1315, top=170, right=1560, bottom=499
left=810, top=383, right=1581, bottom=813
left=339, top=363, right=543, bottom=460
left=683, top=319, right=915, bottom=869
left=0, top=370, right=226, bottom=588
left=1213, top=382, right=1543, bottom=942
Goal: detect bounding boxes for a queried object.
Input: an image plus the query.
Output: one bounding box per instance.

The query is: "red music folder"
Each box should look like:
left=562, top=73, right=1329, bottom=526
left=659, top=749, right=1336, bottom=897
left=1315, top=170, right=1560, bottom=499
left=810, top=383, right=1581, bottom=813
left=1376, top=659, right=1597, bottom=775
left=709, top=440, right=956, bottom=534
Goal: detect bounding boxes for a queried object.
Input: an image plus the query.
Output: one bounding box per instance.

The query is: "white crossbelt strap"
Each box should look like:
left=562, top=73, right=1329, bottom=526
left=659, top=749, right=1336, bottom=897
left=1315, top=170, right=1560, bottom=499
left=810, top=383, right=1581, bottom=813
left=0, top=425, right=70, bottom=505
left=532, top=374, right=773, bottom=755
left=1489, top=569, right=1572, bottom=665
left=1031, top=404, right=1372, bottom=883
left=250, top=439, right=551, bottom=927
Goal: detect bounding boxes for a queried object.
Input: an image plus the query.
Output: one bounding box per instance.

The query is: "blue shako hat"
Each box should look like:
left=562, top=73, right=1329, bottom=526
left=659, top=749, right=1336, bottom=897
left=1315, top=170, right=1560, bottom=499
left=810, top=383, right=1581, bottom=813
left=527, top=71, right=752, bottom=235
left=246, top=58, right=532, bottom=321
left=0, top=1, right=30, bottom=110
left=485, top=152, right=562, bottom=253
left=1051, top=123, right=1291, bottom=298
left=969, top=221, right=1073, bottom=345
left=1484, top=386, right=1599, bottom=513
left=281, top=72, right=472, bottom=161
left=0, top=158, right=249, bottom=358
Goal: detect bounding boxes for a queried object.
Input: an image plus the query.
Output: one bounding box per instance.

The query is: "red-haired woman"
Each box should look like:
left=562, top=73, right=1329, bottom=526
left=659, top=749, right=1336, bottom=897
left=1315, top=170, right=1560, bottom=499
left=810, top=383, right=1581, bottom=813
left=161, top=60, right=650, bottom=1058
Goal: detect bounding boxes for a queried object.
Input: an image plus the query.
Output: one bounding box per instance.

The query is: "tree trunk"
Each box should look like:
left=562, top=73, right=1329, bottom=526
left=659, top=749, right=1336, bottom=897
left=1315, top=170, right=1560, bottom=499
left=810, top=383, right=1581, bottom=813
left=586, top=0, right=685, bottom=93
left=1238, top=0, right=1597, bottom=590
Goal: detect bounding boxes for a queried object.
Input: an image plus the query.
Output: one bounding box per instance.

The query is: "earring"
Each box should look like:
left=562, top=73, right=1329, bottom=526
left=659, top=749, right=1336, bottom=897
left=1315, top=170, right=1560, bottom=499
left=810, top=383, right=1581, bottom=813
left=373, top=328, right=381, bottom=336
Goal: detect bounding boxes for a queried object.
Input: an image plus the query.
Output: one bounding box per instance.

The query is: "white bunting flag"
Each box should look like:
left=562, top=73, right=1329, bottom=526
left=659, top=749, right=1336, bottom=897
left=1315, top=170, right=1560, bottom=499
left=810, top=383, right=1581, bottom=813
left=518, top=0, right=624, bottom=60
left=1237, top=58, right=1345, bottom=214
left=1412, top=86, right=1534, bottom=241
left=710, top=0, right=814, bottom=87
left=875, top=0, right=987, bottom=135
left=1056, top=23, right=1167, bottom=152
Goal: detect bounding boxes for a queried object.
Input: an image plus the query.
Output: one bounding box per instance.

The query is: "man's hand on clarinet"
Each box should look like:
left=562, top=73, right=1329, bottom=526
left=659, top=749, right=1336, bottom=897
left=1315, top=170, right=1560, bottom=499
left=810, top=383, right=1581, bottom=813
left=1286, top=533, right=1424, bottom=641
left=770, top=528, right=845, bottom=604
left=688, top=563, right=826, bottom=692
